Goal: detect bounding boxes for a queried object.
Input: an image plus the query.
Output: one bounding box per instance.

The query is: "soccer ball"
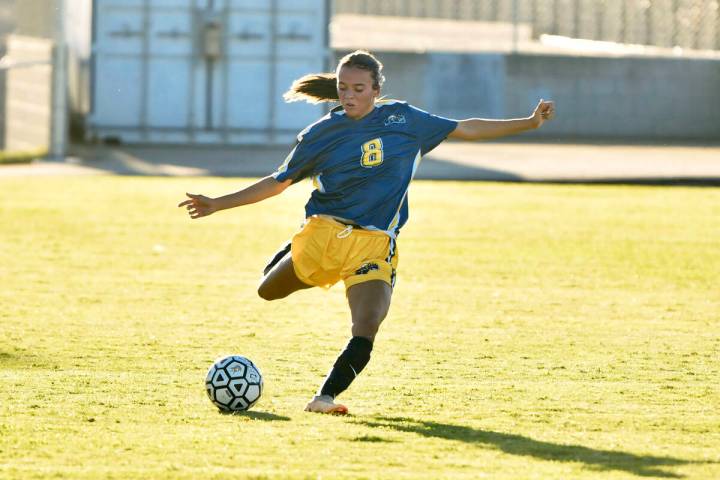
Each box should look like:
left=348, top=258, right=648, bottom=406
left=205, top=355, right=263, bottom=412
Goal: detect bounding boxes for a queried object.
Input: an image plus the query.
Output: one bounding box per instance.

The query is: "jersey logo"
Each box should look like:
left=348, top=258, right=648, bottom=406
left=355, top=263, right=380, bottom=275
left=360, top=138, right=384, bottom=168
left=384, top=114, right=406, bottom=126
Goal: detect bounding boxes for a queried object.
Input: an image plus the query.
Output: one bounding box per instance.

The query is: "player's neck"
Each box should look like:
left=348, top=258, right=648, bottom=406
left=346, top=104, right=376, bottom=121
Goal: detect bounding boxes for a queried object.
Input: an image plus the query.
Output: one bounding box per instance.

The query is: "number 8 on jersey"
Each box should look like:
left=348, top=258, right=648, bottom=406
left=360, top=138, right=384, bottom=168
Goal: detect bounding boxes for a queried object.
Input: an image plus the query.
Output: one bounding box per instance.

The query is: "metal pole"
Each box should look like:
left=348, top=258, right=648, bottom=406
left=140, top=0, right=150, bottom=140
left=268, top=0, right=278, bottom=143
left=512, top=0, right=519, bottom=53
left=50, top=0, right=68, bottom=160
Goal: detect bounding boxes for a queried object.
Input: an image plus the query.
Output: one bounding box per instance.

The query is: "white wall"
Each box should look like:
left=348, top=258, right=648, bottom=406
left=4, top=35, right=53, bottom=151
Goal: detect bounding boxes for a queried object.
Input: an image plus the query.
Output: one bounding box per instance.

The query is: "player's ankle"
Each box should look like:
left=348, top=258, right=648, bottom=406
left=313, top=394, right=335, bottom=402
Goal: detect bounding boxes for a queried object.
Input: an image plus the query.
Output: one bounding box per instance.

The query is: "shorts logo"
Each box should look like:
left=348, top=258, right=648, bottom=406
left=384, top=114, right=406, bottom=126
left=355, top=263, right=380, bottom=275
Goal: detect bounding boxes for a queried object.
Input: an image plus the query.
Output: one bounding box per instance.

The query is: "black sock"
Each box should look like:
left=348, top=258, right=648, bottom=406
left=319, top=336, right=373, bottom=399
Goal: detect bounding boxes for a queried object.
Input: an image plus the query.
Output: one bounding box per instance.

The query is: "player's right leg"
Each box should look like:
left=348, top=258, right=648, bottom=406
left=257, top=252, right=312, bottom=300
left=304, top=394, right=349, bottom=414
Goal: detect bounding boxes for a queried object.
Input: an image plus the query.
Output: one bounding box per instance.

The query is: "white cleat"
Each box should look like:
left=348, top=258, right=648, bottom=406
left=304, top=395, right=348, bottom=415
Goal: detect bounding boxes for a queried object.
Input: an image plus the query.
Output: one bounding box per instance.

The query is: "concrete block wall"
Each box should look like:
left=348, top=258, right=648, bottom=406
left=335, top=0, right=720, bottom=51
left=365, top=51, right=720, bottom=141
left=501, top=55, right=720, bottom=139
left=4, top=35, right=53, bottom=151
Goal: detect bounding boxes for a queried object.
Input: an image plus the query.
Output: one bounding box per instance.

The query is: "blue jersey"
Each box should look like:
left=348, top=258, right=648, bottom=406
left=272, top=101, right=457, bottom=238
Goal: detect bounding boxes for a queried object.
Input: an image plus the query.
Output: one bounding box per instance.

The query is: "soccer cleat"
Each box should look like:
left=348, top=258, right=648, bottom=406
left=304, top=395, right=348, bottom=415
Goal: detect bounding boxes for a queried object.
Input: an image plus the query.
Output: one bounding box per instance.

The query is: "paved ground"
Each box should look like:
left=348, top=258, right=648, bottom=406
left=2, top=140, right=720, bottom=185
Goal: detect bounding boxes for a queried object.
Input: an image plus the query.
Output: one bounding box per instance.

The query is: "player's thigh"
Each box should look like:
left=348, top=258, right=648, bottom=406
left=258, top=254, right=312, bottom=300
left=346, top=280, right=392, bottom=339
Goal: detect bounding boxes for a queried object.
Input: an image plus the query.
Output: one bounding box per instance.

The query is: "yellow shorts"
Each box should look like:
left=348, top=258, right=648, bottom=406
left=291, top=215, right=399, bottom=291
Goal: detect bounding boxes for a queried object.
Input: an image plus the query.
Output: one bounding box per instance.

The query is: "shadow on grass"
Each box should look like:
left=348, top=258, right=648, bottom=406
left=0, top=351, right=31, bottom=367
left=351, top=434, right=397, bottom=443
left=357, top=416, right=714, bottom=478
left=219, top=410, right=290, bottom=421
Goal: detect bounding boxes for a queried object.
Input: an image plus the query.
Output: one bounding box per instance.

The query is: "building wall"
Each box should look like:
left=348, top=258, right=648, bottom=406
left=350, top=51, right=720, bottom=140
left=84, top=0, right=329, bottom=145
left=334, top=0, right=720, bottom=51
left=12, top=0, right=54, bottom=39
left=0, top=0, right=14, bottom=148
left=4, top=35, right=53, bottom=152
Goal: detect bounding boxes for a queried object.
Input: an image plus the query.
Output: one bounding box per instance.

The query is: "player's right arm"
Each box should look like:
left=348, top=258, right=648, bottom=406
left=178, top=176, right=292, bottom=219
left=180, top=123, right=320, bottom=219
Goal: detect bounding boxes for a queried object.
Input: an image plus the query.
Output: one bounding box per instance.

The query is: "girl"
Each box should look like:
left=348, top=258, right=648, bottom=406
left=179, top=50, right=555, bottom=414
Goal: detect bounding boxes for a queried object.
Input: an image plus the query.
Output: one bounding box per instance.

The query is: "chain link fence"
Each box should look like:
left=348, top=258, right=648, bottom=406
left=334, top=0, right=720, bottom=51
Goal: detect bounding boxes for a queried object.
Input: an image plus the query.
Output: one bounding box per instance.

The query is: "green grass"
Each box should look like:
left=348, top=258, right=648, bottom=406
left=1, top=176, right=718, bottom=479
left=0, top=148, right=48, bottom=164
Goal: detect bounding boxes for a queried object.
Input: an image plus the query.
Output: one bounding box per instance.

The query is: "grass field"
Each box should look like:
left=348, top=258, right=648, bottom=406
left=1, top=176, right=718, bottom=479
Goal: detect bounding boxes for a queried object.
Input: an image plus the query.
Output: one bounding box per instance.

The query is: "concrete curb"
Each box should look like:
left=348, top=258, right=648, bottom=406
left=1, top=142, right=719, bottom=185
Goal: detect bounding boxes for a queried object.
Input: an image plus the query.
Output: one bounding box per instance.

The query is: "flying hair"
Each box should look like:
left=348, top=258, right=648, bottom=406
left=283, top=50, right=385, bottom=104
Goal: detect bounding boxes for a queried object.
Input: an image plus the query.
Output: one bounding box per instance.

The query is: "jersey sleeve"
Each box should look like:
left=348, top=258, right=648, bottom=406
left=408, top=105, right=458, bottom=155
left=272, top=135, right=319, bottom=184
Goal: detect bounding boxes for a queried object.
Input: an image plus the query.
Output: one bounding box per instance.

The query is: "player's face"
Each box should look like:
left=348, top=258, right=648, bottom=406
left=337, top=66, right=379, bottom=120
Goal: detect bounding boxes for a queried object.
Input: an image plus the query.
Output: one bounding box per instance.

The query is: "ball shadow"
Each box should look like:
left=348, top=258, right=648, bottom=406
left=218, top=410, right=291, bottom=421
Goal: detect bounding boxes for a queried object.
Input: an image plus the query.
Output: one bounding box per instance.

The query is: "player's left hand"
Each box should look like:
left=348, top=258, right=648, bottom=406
left=531, top=99, right=555, bottom=128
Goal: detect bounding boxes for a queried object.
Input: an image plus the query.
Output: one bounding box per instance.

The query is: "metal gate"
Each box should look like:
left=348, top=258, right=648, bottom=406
left=89, top=0, right=329, bottom=144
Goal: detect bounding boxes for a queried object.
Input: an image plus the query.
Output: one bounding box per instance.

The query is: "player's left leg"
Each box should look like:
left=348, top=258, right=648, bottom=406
left=305, top=280, right=392, bottom=414
left=257, top=253, right=313, bottom=300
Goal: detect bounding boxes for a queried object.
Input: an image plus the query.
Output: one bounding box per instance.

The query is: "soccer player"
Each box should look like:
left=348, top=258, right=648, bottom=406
left=179, top=50, right=555, bottom=414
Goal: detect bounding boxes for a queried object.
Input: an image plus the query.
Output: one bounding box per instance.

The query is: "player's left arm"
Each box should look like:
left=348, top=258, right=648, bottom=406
left=448, top=99, right=555, bottom=141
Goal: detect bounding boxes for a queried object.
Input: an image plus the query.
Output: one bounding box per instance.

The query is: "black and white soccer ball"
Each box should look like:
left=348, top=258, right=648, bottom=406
left=205, top=355, right=263, bottom=412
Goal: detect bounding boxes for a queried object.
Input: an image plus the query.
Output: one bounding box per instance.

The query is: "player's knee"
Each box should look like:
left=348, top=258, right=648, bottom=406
left=353, top=313, right=384, bottom=337
left=257, top=284, right=279, bottom=301
left=365, top=303, right=390, bottom=324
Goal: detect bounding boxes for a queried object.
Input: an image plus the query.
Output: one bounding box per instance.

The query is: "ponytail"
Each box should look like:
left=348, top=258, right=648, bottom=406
left=284, top=50, right=384, bottom=105
left=283, top=73, right=339, bottom=104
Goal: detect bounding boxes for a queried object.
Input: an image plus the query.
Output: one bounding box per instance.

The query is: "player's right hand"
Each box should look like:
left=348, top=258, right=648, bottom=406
left=178, top=193, right=217, bottom=219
